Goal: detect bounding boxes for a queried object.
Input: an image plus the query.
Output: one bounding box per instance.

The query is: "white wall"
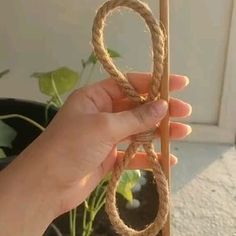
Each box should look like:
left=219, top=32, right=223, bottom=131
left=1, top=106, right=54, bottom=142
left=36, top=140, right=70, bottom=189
left=0, top=0, right=233, bottom=125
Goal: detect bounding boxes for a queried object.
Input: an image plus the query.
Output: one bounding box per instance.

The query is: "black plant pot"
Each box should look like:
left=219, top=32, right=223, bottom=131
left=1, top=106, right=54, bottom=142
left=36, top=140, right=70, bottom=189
left=0, top=98, right=57, bottom=170
left=0, top=98, right=160, bottom=236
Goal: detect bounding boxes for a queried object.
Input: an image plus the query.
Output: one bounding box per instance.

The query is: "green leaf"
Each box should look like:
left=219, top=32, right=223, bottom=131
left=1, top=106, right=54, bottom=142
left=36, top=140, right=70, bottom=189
left=80, top=52, right=97, bottom=68
left=0, top=69, right=10, bottom=79
left=88, top=52, right=98, bottom=65
left=0, top=148, right=6, bottom=159
left=82, top=48, right=121, bottom=68
left=117, top=170, right=141, bottom=202
left=107, top=48, right=121, bottom=58
left=0, top=120, right=17, bottom=148
left=31, top=67, right=80, bottom=96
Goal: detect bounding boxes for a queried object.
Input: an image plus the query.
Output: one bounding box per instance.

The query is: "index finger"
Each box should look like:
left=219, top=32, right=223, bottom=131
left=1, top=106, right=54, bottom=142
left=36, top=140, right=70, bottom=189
left=99, top=73, right=189, bottom=101
left=116, top=151, right=178, bottom=170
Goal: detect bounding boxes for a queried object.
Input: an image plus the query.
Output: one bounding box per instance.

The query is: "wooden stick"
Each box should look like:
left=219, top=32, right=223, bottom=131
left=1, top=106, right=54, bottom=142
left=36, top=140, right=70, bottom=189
left=159, top=1, right=170, bottom=236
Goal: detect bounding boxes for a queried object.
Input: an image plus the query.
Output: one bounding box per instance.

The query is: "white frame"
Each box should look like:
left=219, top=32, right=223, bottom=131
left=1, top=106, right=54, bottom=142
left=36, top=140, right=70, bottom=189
left=185, top=1, right=236, bottom=144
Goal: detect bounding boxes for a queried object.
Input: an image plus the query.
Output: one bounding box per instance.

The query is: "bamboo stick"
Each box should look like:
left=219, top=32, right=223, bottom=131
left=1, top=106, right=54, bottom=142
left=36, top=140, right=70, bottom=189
left=159, top=1, right=170, bottom=236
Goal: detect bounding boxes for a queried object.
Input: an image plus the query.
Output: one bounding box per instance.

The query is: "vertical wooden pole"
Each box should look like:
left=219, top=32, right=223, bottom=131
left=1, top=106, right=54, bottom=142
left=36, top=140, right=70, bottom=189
left=159, top=1, right=170, bottom=236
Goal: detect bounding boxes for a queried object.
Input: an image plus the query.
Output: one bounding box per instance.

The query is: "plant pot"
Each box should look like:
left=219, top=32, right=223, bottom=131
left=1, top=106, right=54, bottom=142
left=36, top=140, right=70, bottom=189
left=0, top=98, right=161, bottom=236
left=0, top=98, right=57, bottom=170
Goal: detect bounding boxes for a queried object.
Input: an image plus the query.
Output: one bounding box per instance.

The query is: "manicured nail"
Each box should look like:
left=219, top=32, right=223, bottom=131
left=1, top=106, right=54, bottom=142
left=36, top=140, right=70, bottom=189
left=186, top=125, right=192, bottom=135
left=184, top=76, right=190, bottom=86
left=185, top=103, right=192, bottom=116
left=150, top=100, right=168, bottom=118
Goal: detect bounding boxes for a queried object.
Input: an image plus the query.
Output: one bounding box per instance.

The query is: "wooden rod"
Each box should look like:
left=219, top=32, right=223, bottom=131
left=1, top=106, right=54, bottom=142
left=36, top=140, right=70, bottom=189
left=159, top=0, right=170, bottom=236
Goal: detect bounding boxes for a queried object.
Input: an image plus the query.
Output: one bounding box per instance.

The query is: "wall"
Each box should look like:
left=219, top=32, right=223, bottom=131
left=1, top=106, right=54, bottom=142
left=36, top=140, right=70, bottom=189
left=0, top=0, right=233, bottom=125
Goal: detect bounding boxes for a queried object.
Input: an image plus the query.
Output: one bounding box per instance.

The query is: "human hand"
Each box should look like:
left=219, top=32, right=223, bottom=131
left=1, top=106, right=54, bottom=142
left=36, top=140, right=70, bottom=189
left=34, top=73, right=191, bottom=213
left=0, top=73, right=191, bottom=235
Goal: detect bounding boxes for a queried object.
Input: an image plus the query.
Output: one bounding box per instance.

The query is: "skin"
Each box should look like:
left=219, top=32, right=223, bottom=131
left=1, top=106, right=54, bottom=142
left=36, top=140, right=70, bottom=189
left=0, top=73, right=192, bottom=236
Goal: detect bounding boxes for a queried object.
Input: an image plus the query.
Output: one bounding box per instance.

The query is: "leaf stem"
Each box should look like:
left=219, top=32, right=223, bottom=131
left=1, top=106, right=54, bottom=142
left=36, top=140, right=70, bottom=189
left=51, top=74, right=63, bottom=107
left=83, top=201, right=88, bottom=230
left=69, top=210, right=73, bottom=236
left=44, top=99, right=57, bottom=125
left=50, top=223, right=63, bottom=236
left=82, top=180, right=108, bottom=236
left=94, top=187, right=107, bottom=210
left=86, top=64, right=96, bottom=85
left=94, top=199, right=106, bottom=217
left=72, top=208, right=77, bottom=236
left=0, top=114, right=45, bottom=131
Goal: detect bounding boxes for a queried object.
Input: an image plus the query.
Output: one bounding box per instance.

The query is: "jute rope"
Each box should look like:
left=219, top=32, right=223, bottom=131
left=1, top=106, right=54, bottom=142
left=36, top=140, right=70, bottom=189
left=92, top=0, right=169, bottom=235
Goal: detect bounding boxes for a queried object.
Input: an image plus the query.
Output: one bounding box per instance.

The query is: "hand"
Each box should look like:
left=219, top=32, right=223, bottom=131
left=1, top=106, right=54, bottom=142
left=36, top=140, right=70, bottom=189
left=36, top=72, right=191, bottom=211
left=0, top=73, right=191, bottom=236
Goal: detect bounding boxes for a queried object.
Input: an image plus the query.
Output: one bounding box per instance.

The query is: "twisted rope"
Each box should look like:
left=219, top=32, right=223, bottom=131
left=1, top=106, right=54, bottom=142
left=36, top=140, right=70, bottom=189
left=92, top=0, right=169, bottom=235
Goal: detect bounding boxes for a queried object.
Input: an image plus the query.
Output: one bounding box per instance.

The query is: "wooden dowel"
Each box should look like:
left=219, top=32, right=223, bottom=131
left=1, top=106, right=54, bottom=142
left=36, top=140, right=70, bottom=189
left=159, top=0, right=170, bottom=236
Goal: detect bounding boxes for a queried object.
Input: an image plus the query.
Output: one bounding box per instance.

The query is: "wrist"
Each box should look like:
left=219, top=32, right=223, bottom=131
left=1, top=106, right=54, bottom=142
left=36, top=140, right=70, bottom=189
left=0, top=143, right=60, bottom=235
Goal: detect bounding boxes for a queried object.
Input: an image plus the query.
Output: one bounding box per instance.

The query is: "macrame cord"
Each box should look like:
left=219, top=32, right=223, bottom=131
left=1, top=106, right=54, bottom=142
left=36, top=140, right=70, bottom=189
left=92, top=0, right=169, bottom=235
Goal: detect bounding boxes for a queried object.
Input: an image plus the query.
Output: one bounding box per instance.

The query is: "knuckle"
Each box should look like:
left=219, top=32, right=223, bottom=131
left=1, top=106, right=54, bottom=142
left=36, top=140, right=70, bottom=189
left=65, top=86, right=92, bottom=111
left=132, top=107, right=148, bottom=127
left=67, top=87, right=88, bottom=101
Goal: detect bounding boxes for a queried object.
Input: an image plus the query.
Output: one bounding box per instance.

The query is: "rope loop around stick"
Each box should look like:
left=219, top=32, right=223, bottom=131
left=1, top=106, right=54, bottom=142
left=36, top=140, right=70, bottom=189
left=133, top=129, right=155, bottom=144
left=92, top=0, right=169, bottom=235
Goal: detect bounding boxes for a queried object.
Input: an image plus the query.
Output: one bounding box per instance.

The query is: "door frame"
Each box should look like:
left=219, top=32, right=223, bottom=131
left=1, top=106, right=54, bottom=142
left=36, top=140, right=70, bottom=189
left=185, top=1, right=236, bottom=144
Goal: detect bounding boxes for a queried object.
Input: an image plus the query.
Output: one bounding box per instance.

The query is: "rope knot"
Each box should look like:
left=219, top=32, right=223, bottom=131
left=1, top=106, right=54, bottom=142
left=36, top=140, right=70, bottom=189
left=133, top=129, right=155, bottom=144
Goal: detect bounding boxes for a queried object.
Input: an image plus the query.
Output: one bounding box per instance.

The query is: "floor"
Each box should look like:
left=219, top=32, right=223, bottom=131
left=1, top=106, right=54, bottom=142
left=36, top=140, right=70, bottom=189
left=170, top=142, right=236, bottom=236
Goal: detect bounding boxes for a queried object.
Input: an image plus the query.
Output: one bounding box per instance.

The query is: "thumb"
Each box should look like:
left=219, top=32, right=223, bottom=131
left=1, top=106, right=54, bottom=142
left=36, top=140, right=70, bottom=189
left=108, top=99, right=168, bottom=142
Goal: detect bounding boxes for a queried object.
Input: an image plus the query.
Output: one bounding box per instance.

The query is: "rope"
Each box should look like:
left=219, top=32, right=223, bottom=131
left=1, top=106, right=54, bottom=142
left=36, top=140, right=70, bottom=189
left=92, top=0, right=169, bottom=235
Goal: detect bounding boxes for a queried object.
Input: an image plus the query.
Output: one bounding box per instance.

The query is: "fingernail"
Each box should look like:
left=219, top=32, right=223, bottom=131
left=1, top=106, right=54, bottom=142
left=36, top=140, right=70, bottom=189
left=184, top=76, right=190, bottom=86
left=186, top=125, right=192, bottom=135
left=185, top=103, right=192, bottom=116
left=150, top=100, right=168, bottom=118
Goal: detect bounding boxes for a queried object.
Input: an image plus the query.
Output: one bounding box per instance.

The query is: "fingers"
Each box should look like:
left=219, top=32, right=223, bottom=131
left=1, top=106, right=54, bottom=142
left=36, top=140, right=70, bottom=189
left=169, top=74, right=189, bottom=91
left=116, top=151, right=178, bottom=170
left=98, top=73, right=189, bottom=101
left=106, top=100, right=168, bottom=142
left=169, top=98, right=192, bottom=117
left=126, top=73, right=189, bottom=93
left=70, top=73, right=189, bottom=114
left=157, top=122, right=192, bottom=139
left=121, top=122, right=191, bottom=142
left=113, top=97, right=192, bottom=118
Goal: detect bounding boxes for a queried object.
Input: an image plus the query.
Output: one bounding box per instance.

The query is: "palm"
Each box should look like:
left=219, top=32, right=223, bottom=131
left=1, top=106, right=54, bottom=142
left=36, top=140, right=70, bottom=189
left=58, top=73, right=191, bottom=211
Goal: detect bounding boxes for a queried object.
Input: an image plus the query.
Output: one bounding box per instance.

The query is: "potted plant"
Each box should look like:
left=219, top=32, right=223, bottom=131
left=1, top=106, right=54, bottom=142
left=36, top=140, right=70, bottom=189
left=0, top=50, right=159, bottom=236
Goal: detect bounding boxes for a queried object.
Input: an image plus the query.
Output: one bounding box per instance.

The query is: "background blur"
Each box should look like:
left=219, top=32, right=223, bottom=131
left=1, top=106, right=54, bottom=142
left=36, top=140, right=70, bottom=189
left=0, top=0, right=236, bottom=235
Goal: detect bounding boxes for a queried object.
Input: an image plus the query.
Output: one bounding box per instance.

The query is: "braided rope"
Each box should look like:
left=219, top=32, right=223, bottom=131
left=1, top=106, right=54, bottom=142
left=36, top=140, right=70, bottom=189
left=92, top=0, right=169, bottom=235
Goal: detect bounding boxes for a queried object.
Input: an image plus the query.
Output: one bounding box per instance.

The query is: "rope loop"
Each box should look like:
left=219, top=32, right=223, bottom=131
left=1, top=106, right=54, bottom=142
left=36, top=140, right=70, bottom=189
left=92, top=0, right=169, bottom=235
left=133, top=129, right=155, bottom=144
